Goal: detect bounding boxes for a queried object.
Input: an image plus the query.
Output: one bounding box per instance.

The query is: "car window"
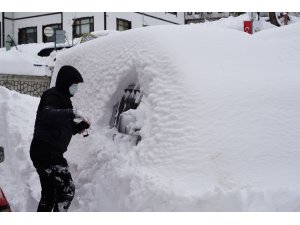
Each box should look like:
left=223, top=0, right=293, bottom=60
left=110, top=84, right=142, bottom=144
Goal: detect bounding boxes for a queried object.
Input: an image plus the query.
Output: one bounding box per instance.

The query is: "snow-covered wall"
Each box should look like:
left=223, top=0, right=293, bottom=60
left=0, top=87, right=39, bottom=211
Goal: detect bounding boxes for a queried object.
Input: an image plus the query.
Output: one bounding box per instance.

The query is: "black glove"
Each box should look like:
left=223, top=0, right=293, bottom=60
left=73, top=120, right=90, bottom=135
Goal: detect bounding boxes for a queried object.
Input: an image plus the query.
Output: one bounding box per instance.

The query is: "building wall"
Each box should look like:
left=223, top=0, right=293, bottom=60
left=4, top=17, right=13, bottom=44
left=13, top=13, right=62, bottom=43
left=1, top=12, right=184, bottom=47
left=11, top=12, right=55, bottom=18
left=62, top=12, right=105, bottom=41
left=106, top=12, right=183, bottom=29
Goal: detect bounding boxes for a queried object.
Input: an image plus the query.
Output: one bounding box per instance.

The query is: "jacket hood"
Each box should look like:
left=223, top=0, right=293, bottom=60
left=55, top=65, right=83, bottom=97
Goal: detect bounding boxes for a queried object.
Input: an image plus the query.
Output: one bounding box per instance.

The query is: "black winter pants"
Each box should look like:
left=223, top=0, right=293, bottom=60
left=30, top=139, right=75, bottom=212
left=36, top=165, right=75, bottom=212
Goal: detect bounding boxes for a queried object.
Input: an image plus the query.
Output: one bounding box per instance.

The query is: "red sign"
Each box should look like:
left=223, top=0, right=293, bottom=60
left=244, top=21, right=253, bottom=34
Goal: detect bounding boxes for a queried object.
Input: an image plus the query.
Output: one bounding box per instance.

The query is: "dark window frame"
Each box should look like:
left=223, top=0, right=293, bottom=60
left=116, top=18, right=132, bottom=31
left=72, top=16, right=94, bottom=38
left=42, top=23, right=62, bottom=43
left=18, top=26, right=37, bottom=45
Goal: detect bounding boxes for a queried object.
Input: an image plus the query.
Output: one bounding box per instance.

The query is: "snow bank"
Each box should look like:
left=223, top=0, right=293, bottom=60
left=0, top=42, right=69, bottom=76
left=254, top=21, right=300, bottom=41
left=253, top=22, right=300, bottom=72
left=0, top=86, right=39, bottom=211
left=197, top=13, right=300, bottom=33
left=91, top=30, right=119, bottom=37
left=194, top=13, right=277, bottom=32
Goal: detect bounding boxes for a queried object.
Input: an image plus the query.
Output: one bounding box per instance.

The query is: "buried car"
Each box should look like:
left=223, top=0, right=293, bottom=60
left=49, top=24, right=300, bottom=211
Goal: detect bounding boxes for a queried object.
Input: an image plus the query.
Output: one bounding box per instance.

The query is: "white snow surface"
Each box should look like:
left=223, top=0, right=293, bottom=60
left=91, top=30, right=119, bottom=37
left=197, top=13, right=276, bottom=32
left=0, top=42, right=75, bottom=76
left=198, top=13, right=300, bottom=32
left=1, top=16, right=300, bottom=211
left=0, top=43, right=55, bottom=76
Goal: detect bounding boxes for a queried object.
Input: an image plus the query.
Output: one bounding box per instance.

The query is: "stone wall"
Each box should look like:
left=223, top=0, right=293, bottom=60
left=0, top=74, right=51, bottom=97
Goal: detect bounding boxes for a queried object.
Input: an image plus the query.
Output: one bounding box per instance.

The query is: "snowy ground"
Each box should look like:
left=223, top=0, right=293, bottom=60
left=1, top=14, right=300, bottom=211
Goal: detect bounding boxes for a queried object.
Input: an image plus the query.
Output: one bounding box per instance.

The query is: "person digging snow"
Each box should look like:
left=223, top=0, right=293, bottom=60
left=30, top=65, right=90, bottom=212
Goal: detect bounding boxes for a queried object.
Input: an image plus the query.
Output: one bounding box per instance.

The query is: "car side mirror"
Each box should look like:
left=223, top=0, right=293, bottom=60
left=0, top=146, right=4, bottom=163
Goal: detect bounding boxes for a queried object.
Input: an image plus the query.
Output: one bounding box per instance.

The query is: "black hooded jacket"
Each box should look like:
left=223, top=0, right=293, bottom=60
left=31, top=65, right=83, bottom=159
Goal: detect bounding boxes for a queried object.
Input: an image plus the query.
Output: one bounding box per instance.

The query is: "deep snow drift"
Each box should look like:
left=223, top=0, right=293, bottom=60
left=0, top=42, right=56, bottom=76
left=197, top=13, right=300, bottom=32
left=0, top=87, right=39, bottom=211
left=1, top=17, right=300, bottom=211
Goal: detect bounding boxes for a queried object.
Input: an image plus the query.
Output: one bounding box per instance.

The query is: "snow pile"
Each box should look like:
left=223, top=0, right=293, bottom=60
left=194, top=13, right=276, bottom=32
left=0, top=42, right=77, bottom=76
left=1, top=19, right=300, bottom=211
left=0, top=86, right=39, bottom=211
left=0, top=35, right=117, bottom=76
left=91, top=30, right=119, bottom=37
left=253, top=22, right=300, bottom=71
left=197, top=13, right=300, bottom=33
left=0, top=43, right=54, bottom=76
left=254, top=20, right=300, bottom=41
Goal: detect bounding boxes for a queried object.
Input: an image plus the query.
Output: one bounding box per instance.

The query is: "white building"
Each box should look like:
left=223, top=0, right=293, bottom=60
left=1, top=12, right=184, bottom=47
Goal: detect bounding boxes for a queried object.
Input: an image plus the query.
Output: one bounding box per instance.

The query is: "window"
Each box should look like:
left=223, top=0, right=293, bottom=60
left=187, top=12, right=193, bottom=15
left=195, top=12, right=201, bottom=15
left=116, top=18, right=132, bottom=31
left=110, top=83, right=142, bottom=145
left=42, top=23, right=62, bottom=43
left=73, top=17, right=94, bottom=38
left=18, top=27, right=37, bottom=44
